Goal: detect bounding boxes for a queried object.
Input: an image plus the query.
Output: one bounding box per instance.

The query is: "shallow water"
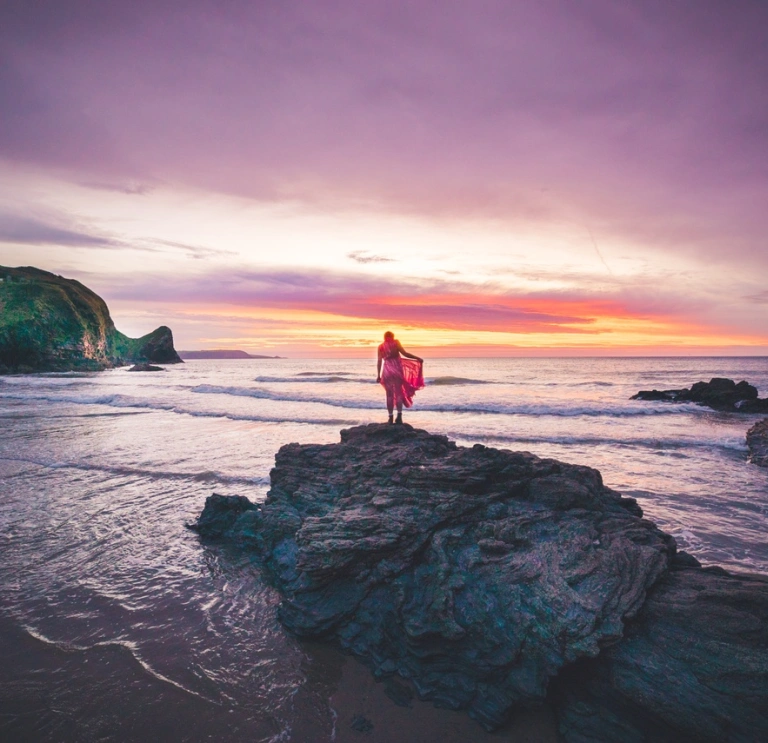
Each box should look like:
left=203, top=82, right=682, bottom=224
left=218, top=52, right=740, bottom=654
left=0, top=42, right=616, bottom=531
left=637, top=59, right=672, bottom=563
left=1, top=357, right=767, bottom=740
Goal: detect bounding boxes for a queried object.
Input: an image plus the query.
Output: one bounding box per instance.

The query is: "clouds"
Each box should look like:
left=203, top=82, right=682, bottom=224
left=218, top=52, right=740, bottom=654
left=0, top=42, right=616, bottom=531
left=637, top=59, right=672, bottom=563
left=0, top=212, right=120, bottom=249
left=0, top=0, right=766, bottom=352
left=1, top=0, right=766, bottom=269
left=347, top=251, right=394, bottom=264
left=0, top=209, right=232, bottom=259
left=95, top=263, right=715, bottom=336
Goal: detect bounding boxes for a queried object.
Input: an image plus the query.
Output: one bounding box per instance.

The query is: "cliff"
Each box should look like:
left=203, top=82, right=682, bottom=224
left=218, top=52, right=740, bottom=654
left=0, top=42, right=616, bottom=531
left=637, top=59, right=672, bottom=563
left=0, top=266, right=182, bottom=372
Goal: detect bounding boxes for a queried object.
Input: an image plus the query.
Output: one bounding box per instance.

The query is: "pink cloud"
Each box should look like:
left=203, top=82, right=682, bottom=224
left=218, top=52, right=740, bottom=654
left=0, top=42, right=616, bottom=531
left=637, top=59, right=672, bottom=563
left=1, top=0, right=766, bottom=271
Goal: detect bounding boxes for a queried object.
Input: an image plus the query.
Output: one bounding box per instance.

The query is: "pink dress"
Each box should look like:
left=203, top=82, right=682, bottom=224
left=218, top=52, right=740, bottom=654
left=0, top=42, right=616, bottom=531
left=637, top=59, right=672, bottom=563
left=378, top=340, right=424, bottom=408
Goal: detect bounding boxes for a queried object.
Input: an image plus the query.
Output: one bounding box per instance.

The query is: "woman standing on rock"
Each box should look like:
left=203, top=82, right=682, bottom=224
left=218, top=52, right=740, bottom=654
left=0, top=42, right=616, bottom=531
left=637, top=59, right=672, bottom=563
left=376, top=331, right=424, bottom=424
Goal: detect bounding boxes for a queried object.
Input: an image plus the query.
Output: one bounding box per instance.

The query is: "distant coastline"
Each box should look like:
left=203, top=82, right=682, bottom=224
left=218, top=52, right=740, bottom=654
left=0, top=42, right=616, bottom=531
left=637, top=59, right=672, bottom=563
left=178, top=349, right=283, bottom=359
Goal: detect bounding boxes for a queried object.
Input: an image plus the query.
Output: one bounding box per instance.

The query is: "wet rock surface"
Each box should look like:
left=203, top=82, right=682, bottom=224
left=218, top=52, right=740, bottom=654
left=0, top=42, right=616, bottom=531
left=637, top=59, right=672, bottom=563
left=554, top=559, right=768, bottom=742
left=632, top=377, right=768, bottom=412
left=127, top=363, right=166, bottom=372
left=747, top=418, right=768, bottom=467
left=195, top=424, right=674, bottom=729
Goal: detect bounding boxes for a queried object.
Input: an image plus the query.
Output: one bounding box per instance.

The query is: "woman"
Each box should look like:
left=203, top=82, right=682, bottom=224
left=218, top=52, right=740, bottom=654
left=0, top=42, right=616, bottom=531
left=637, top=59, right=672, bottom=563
left=376, top=331, right=424, bottom=424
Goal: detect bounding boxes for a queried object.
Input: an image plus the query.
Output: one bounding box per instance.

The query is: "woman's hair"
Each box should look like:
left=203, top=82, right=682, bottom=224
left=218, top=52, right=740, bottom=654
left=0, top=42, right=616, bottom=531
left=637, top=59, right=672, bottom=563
left=384, top=331, right=394, bottom=340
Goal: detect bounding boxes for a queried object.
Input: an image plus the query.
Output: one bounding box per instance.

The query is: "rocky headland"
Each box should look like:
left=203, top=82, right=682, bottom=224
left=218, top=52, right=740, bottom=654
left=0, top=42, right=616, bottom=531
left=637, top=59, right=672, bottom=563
left=191, top=424, right=768, bottom=740
left=0, top=266, right=182, bottom=373
left=632, top=377, right=768, bottom=413
left=747, top=418, right=768, bottom=467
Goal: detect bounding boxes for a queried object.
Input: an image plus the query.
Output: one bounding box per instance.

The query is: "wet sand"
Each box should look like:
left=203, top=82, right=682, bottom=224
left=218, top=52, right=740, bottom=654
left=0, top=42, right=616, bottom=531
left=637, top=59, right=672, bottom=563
left=0, top=615, right=561, bottom=742
left=297, top=641, right=562, bottom=743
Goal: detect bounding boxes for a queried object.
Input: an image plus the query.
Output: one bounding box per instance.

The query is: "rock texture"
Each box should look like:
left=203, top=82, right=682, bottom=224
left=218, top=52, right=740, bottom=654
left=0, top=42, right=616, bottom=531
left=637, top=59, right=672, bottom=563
left=127, top=363, right=166, bottom=372
left=0, top=265, right=182, bottom=372
left=554, top=559, right=768, bottom=742
left=632, top=377, right=768, bottom=413
left=194, top=423, right=674, bottom=729
left=747, top=418, right=768, bottom=467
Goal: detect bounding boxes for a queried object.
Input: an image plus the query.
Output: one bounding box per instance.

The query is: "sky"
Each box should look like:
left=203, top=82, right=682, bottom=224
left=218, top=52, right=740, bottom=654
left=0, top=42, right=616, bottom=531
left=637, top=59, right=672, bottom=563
left=1, top=0, right=767, bottom=357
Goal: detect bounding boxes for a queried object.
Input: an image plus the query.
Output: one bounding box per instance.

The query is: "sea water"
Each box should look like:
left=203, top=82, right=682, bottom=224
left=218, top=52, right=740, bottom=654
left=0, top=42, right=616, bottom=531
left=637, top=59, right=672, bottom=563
left=1, top=357, right=767, bottom=740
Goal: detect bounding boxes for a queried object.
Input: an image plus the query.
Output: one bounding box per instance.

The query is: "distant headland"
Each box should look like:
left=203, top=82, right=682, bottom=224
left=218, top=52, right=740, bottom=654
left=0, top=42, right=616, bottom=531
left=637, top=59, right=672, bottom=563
left=179, top=349, right=284, bottom=359
left=0, top=265, right=182, bottom=373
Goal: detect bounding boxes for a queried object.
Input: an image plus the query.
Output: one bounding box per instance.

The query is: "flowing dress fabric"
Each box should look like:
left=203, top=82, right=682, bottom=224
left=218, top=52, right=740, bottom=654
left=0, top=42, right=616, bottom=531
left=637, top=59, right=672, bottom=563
left=378, top=341, right=424, bottom=408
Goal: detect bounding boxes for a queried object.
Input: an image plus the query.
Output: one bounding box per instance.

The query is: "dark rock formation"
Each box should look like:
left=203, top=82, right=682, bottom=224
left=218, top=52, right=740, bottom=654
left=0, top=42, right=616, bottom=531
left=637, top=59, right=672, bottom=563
left=632, top=377, right=768, bottom=413
left=193, top=424, right=675, bottom=729
left=188, top=493, right=259, bottom=539
left=747, top=418, right=768, bottom=467
left=554, top=559, right=768, bottom=742
left=127, top=363, right=166, bottom=372
left=130, top=326, right=182, bottom=365
left=0, top=265, right=182, bottom=372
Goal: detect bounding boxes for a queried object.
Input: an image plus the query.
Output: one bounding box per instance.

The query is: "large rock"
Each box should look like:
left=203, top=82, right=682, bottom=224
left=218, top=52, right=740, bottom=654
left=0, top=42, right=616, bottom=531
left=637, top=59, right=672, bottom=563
left=196, top=424, right=674, bottom=729
left=554, top=559, right=768, bottom=742
left=632, top=377, right=768, bottom=413
left=747, top=418, right=768, bottom=467
left=0, top=265, right=182, bottom=372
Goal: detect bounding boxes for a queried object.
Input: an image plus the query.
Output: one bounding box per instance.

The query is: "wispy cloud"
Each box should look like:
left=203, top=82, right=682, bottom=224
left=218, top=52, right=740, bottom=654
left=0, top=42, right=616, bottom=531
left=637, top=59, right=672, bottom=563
left=139, top=238, right=237, bottom=260
left=744, top=291, right=768, bottom=305
left=78, top=180, right=155, bottom=196
left=0, top=212, right=122, bottom=249
left=347, top=250, right=394, bottom=264
left=98, top=265, right=719, bottom=337
left=0, top=209, right=235, bottom=260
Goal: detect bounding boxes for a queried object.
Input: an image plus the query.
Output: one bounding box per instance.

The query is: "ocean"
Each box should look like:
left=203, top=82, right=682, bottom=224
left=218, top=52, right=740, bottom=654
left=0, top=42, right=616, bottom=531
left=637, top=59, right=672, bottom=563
left=1, top=356, right=767, bottom=741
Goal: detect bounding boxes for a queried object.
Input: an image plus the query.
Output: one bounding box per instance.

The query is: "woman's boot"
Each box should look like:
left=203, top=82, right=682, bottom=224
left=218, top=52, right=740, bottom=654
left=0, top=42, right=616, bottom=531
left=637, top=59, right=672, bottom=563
left=395, top=412, right=403, bottom=424
left=387, top=414, right=394, bottom=424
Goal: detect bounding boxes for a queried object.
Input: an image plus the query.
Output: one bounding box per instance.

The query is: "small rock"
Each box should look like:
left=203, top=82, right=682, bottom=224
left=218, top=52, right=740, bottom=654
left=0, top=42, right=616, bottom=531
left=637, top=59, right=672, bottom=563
left=188, top=493, right=260, bottom=539
left=127, top=363, right=166, bottom=372
left=747, top=418, right=768, bottom=467
left=383, top=678, right=414, bottom=708
left=350, top=714, right=374, bottom=733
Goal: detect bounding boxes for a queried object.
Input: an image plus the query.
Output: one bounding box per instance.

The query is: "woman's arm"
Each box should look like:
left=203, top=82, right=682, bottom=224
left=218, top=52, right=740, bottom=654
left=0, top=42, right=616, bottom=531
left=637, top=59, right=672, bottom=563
left=397, top=341, right=422, bottom=363
left=376, top=350, right=383, bottom=382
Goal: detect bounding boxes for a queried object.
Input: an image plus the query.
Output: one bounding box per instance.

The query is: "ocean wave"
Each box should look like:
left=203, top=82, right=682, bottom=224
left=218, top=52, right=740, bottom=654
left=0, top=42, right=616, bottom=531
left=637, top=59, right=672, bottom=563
left=295, top=371, right=353, bottom=376
left=1, top=385, right=729, bottom=420
left=0, top=390, right=176, bottom=410
left=253, top=375, right=370, bottom=384
left=0, top=390, right=358, bottom=425
left=0, top=455, right=270, bottom=486
left=427, top=376, right=491, bottom=386
left=189, top=384, right=711, bottom=418
left=452, top=431, right=749, bottom=453
left=190, top=384, right=379, bottom=409
left=19, top=625, right=219, bottom=704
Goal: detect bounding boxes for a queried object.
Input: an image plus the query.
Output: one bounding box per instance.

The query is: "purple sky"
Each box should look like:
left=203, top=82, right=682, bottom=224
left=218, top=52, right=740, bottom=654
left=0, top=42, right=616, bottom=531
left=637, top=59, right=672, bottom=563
left=1, top=0, right=767, bottom=353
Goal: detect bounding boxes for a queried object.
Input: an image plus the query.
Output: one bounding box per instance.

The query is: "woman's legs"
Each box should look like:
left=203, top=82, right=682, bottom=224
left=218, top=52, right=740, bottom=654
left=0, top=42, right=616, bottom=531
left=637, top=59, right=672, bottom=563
left=395, top=393, right=403, bottom=424
left=386, top=387, right=394, bottom=422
